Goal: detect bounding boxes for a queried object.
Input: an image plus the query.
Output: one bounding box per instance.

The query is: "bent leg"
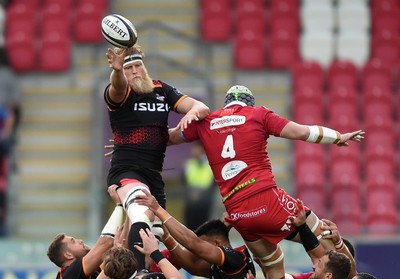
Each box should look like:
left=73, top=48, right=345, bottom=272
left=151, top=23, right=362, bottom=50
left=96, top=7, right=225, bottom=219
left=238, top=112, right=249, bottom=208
left=246, top=238, right=285, bottom=279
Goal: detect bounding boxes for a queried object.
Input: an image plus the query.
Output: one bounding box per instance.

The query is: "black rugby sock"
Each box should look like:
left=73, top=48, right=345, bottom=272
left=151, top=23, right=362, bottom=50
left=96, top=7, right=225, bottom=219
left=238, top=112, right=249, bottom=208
left=129, top=222, right=151, bottom=270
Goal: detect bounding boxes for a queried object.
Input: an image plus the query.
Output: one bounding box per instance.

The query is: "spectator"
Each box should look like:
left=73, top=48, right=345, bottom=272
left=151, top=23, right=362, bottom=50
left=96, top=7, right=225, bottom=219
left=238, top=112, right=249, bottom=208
left=182, top=142, right=216, bottom=230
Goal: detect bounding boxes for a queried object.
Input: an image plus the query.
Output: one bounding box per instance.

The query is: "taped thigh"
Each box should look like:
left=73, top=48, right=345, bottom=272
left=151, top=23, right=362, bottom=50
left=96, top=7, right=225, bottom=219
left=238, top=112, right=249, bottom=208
left=258, top=244, right=284, bottom=268
left=123, top=185, right=152, bottom=226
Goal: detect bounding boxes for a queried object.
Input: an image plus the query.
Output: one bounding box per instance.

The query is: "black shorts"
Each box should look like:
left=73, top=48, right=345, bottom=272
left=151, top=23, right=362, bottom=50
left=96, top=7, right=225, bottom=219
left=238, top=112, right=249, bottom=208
left=107, top=166, right=166, bottom=209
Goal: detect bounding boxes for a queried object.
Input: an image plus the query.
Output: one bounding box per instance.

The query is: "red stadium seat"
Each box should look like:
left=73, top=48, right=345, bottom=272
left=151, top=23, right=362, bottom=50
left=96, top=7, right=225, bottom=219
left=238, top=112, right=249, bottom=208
left=269, top=29, right=300, bottom=69
left=363, top=99, right=393, bottom=119
left=6, top=0, right=41, bottom=9
left=295, top=158, right=326, bottom=191
left=331, top=188, right=362, bottom=236
left=297, top=188, right=327, bottom=218
left=291, top=60, right=325, bottom=91
left=327, top=60, right=359, bottom=91
left=235, top=0, right=266, bottom=35
left=328, top=145, right=361, bottom=166
left=42, top=0, right=74, bottom=10
left=200, top=0, right=232, bottom=42
left=292, top=101, right=324, bottom=124
left=366, top=189, right=398, bottom=235
left=294, top=141, right=325, bottom=162
left=39, top=31, right=71, bottom=71
left=329, top=159, right=361, bottom=193
left=40, top=3, right=72, bottom=35
left=293, top=85, right=323, bottom=106
left=269, top=2, right=300, bottom=35
left=363, top=85, right=393, bottom=104
left=233, top=30, right=267, bottom=69
left=77, top=0, right=109, bottom=10
left=5, top=3, right=38, bottom=37
left=328, top=101, right=358, bottom=121
left=362, top=58, right=393, bottom=92
left=73, top=3, right=106, bottom=43
left=365, top=173, right=396, bottom=196
left=371, top=31, right=400, bottom=68
left=365, top=159, right=395, bottom=180
left=5, top=32, right=37, bottom=72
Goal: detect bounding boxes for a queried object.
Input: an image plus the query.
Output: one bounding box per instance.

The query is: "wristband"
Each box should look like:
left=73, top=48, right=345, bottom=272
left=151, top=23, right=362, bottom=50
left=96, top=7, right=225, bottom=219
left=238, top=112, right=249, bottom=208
left=150, top=250, right=164, bottom=264
left=297, top=223, right=320, bottom=252
left=334, top=239, right=344, bottom=250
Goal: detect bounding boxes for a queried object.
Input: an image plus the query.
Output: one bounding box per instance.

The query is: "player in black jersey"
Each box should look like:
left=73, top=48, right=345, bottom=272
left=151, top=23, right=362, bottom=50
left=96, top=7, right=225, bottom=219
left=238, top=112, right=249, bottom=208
left=135, top=189, right=256, bottom=279
left=104, top=44, right=210, bottom=276
left=47, top=185, right=125, bottom=279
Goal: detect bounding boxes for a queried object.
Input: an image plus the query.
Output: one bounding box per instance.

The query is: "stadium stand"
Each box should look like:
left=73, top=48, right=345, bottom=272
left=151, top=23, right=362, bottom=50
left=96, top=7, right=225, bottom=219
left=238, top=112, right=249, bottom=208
left=200, top=0, right=232, bottom=42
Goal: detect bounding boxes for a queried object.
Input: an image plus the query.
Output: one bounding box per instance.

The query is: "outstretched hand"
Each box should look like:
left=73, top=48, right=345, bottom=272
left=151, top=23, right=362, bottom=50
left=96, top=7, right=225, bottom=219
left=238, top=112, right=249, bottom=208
left=320, top=218, right=341, bottom=244
left=134, top=228, right=159, bottom=255
left=106, top=48, right=128, bottom=71
left=176, top=113, right=199, bottom=131
left=135, top=189, right=161, bottom=213
left=337, top=130, right=365, bottom=147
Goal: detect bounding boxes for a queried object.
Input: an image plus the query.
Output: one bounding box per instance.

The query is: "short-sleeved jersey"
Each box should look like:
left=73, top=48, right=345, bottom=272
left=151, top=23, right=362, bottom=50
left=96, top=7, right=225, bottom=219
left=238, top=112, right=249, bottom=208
left=211, top=245, right=255, bottom=279
left=56, top=258, right=100, bottom=279
left=104, top=80, right=187, bottom=172
left=182, top=103, right=289, bottom=206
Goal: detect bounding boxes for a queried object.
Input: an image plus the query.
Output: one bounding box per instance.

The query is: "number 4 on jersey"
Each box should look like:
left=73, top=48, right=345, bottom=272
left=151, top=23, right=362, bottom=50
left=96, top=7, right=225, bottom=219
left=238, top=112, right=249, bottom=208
left=221, top=135, right=236, bottom=159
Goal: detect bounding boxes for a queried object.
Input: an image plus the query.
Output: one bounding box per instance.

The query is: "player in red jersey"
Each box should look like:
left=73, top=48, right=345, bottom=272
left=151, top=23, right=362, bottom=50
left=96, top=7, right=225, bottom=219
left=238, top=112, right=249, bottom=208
left=168, top=85, right=364, bottom=279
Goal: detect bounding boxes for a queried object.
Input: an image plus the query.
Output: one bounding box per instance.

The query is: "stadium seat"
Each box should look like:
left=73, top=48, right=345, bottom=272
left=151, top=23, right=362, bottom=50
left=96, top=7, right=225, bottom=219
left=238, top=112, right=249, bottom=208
left=294, top=141, right=325, bottom=163
left=39, top=31, right=71, bottom=71
left=328, top=101, right=358, bottom=120
left=329, top=159, right=361, bottom=193
left=293, top=85, right=323, bottom=107
left=5, top=2, right=38, bottom=37
left=269, top=4, right=300, bottom=35
left=200, top=0, right=232, bottom=42
left=300, top=0, right=336, bottom=33
left=336, top=30, right=370, bottom=68
left=365, top=173, right=396, bottom=196
left=371, top=31, right=400, bottom=68
left=292, top=101, right=324, bottom=124
left=336, top=1, right=370, bottom=32
left=300, top=30, right=335, bottom=68
left=364, top=130, right=395, bottom=162
left=6, top=0, right=41, bottom=9
left=365, top=159, right=395, bottom=181
left=328, top=144, right=361, bottom=166
left=328, top=85, right=358, bottom=106
left=295, top=158, right=326, bottom=192
left=363, top=99, right=393, bottom=120
left=291, top=60, right=325, bottom=91
left=77, top=0, right=109, bottom=10
left=361, top=58, right=392, bottom=92
left=5, top=31, right=37, bottom=72
left=40, top=3, right=72, bottom=36
left=297, top=187, right=327, bottom=218
left=331, top=188, right=362, bottom=236
left=235, top=0, right=266, bottom=35
left=73, top=3, right=106, bottom=43
left=327, top=60, right=359, bottom=91
left=233, top=29, right=267, bottom=69
left=366, top=189, right=398, bottom=235
left=268, top=29, right=300, bottom=69
left=42, top=0, right=74, bottom=10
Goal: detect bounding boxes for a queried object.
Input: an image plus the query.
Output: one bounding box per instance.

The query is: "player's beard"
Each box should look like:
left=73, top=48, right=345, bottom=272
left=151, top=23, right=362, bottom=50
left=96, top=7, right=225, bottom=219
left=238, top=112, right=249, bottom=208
left=129, top=71, right=154, bottom=94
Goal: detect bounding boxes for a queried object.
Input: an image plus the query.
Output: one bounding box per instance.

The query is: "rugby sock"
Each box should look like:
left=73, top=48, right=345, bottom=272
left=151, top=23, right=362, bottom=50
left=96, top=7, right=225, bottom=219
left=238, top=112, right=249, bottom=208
left=129, top=222, right=151, bottom=270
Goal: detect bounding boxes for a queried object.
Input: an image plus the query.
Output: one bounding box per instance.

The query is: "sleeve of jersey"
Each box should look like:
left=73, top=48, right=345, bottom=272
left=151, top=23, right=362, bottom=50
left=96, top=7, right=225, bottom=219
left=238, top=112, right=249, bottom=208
left=162, top=82, right=187, bottom=112
left=217, top=246, right=246, bottom=272
left=181, top=121, right=200, bottom=143
left=259, top=107, right=290, bottom=137
left=104, top=83, right=131, bottom=109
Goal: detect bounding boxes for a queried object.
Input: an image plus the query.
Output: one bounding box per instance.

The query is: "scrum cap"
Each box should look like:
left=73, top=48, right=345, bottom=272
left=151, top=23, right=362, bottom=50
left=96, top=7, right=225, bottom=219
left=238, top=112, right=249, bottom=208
left=224, top=85, right=255, bottom=107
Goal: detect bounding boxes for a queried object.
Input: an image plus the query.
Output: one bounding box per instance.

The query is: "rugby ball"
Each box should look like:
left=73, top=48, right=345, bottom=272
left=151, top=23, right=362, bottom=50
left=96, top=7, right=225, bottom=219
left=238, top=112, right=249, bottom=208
left=101, top=14, right=137, bottom=48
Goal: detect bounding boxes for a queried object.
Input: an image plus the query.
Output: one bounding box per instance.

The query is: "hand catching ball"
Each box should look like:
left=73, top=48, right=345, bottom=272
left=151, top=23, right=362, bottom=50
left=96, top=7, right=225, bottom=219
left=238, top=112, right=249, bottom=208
left=101, top=14, right=137, bottom=48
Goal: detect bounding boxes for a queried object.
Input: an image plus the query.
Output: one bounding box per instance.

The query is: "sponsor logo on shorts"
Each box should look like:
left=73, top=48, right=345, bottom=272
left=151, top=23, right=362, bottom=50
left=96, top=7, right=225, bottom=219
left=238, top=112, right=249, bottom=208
left=221, top=160, right=247, bottom=180
left=210, top=115, right=246, bottom=130
left=230, top=206, right=266, bottom=221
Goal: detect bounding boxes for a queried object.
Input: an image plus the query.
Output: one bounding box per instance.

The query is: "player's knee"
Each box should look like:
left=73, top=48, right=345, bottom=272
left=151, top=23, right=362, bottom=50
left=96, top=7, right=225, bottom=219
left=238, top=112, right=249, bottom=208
left=257, top=245, right=284, bottom=268
left=123, top=186, right=153, bottom=227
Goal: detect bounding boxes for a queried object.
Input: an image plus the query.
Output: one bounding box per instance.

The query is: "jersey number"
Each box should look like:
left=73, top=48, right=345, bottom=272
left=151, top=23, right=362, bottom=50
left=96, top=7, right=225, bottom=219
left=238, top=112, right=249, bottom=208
left=221, top=135, right=236, bottom=159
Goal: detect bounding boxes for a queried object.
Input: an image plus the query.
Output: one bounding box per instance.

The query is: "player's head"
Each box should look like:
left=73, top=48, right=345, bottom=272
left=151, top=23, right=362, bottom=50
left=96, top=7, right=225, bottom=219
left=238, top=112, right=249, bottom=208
left=103, top=246, right=138, bottom=279
left=194, top=219, right=230, bottom=244
left=224, top=85, right=255, bottom=107
left=353, top=273, right=377, bottom=279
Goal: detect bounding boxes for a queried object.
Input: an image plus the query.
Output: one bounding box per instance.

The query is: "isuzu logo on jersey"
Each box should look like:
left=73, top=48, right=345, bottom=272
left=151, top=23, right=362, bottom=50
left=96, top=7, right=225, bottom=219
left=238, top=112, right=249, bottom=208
left=229, top=206, right=266, bottom=221
left=133, top=103, right=169, bottom=112
left=221, top=160, right=247, bottom=180
left=210, top=115, right=246, bottom=130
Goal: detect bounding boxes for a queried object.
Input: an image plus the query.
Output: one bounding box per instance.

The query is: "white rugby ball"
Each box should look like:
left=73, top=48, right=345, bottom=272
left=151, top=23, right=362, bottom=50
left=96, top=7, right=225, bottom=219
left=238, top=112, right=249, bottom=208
left=101, top=14, right=137, bottom=48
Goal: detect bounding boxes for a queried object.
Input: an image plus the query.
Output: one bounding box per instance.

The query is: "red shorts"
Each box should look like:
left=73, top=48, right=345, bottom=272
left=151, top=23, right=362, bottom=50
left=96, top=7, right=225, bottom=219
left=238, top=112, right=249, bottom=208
left=224, top=187, right=309, bottom=244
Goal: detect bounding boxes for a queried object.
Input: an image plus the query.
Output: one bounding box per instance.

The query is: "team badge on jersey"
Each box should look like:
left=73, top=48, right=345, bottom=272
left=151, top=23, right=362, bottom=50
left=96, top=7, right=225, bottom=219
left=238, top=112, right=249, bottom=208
left=221, top=160, right=247, bottom=180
